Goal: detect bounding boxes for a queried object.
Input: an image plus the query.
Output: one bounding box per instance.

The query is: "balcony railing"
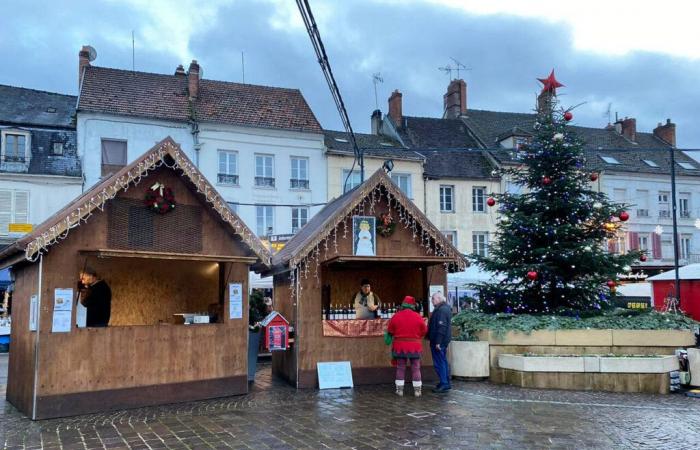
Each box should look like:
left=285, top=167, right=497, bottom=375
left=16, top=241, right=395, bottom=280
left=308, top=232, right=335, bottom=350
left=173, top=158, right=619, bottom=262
left=0, top=155, right=30, bottom=173
left=217, top=173, right=239, bottom=185
left=254, top=176, right=275, bottom=188
left=636, top=209, right=649, bottom=217
left=1, top=155, right=27, bottom=163
left=659, top=210, right=670, bottom=218
left=290, top=178, right=309, bottom=189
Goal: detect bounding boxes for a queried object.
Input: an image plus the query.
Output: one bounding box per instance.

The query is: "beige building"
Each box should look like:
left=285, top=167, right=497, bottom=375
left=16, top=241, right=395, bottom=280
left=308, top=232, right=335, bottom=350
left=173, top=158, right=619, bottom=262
left=324, top=130, right=425, bottom=209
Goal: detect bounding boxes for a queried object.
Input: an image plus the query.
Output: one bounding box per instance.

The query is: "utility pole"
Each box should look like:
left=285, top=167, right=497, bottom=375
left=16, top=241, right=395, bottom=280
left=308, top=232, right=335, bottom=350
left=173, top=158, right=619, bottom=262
left=670, top=148, right=681, bottom=302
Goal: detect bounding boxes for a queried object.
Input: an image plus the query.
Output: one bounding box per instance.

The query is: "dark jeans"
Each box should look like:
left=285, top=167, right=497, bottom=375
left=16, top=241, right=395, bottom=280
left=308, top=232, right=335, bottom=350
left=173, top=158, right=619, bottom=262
left=430, top=344, right=451, bottom=387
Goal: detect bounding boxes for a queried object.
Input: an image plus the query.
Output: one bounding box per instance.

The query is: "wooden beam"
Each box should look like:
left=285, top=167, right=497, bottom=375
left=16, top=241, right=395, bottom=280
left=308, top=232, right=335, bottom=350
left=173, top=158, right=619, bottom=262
left=80, top=249, right=257, bottom=264
left=323, top=255, right=452, bottom=266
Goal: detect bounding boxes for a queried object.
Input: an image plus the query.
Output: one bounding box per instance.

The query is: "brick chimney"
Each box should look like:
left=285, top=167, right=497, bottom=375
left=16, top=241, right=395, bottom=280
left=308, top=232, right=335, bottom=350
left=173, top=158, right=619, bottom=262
left=443, top=79, right=467, bottom=119
left=187, top=60, right=200, bottom=100
left=78, top=45, right=92, bottom=90
left=371, top=109, right=382, bottom=135
left=537, top=91, right=553, bottom=115
left=653, top=119, right=676, bottom=147
left=388, top=90, right=402, bottom=126
left=174, top=64, right=186, bottom=76
left=617, top=117, right=636, bottom=142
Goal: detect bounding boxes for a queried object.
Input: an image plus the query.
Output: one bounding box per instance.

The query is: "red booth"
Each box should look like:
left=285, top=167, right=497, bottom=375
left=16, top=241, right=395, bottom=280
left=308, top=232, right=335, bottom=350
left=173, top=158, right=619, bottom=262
left=261, top=311, right=290, bottom=351
left=648, top=264, right=700, bottom=321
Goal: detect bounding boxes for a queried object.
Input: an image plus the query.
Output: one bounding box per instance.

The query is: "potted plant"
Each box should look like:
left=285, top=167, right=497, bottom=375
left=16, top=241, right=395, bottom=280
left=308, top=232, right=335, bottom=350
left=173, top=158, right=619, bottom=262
left=248, top=290, right=267, bottom=381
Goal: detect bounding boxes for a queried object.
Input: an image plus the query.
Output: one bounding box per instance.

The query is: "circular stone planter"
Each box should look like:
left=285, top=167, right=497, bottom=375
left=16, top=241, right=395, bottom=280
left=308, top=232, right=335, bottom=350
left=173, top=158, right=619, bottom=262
left=449, top=341, right=490, bottom=378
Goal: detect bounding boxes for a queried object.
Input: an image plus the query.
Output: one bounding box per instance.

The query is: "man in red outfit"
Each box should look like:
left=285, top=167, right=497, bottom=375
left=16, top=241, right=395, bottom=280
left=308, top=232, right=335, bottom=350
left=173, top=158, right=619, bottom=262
left=387, top=296, right=427, bottom=397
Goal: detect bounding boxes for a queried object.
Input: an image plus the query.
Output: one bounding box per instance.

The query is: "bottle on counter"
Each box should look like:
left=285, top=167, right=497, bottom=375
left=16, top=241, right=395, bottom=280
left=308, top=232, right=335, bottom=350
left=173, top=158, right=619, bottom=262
left=349, top=305, right=356, bottom=320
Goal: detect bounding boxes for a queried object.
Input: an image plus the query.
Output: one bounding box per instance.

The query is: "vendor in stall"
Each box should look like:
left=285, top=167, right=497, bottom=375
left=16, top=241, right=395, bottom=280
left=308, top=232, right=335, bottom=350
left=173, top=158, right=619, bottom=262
left=78, top=268, right=112, bottom=327
left=353, top=278, right=380, bottom=319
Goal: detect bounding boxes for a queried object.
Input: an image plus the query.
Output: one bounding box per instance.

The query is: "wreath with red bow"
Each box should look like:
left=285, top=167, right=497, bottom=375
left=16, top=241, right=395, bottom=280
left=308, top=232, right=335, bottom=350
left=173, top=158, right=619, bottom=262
left=376, top=213, right=396, bottom=237
left=144, top=182, right=176, bottom=214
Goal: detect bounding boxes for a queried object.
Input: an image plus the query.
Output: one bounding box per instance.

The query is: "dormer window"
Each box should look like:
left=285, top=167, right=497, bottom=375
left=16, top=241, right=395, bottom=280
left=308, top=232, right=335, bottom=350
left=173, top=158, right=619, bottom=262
left=1, top=129, right=31, bottom=172
left=599, top=155, right=621, bottom=165
left=642, top=159, right=659, bottom=168
left=678, top=162, right=696, bottom=170
left=514, top=137, right=529, bottom=150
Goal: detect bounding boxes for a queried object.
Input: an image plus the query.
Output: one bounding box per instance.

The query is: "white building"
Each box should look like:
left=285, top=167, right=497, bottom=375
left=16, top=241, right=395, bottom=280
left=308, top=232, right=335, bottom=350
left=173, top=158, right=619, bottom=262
left=0, top=85, right=82, bottom=248
left=76, top=47, right=326, bottom=237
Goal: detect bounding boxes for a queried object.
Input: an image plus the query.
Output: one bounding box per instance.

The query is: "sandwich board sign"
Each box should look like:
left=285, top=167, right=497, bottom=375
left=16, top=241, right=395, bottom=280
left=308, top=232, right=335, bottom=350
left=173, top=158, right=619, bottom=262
left=317, top=361, right=353, bottom=389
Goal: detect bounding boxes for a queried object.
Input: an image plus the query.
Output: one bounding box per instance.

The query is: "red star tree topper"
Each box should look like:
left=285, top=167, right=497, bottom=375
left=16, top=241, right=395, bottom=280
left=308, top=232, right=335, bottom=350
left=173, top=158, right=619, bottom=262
left=538, top=69, right=564, bottom=95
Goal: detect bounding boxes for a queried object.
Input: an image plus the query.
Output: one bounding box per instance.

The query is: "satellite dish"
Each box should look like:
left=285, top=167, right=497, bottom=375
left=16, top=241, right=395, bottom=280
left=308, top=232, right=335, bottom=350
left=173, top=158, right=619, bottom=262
left=85, top=45, right=97, bottom=62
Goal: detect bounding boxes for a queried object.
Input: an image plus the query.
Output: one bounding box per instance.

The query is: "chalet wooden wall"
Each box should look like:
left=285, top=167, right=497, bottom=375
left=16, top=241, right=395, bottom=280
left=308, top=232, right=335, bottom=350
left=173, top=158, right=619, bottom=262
left=6, top=262, right=39, bottom=416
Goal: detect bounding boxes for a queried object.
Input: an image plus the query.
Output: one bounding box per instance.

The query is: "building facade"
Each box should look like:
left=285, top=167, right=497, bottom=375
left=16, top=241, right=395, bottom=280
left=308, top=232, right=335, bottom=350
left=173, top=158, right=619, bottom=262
left=76, top=47, right=326, bottom=238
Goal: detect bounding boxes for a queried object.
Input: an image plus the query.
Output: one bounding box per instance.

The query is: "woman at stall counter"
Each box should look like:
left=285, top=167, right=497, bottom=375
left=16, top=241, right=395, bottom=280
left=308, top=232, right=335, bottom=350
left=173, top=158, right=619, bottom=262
left=387, top=296, right=427, bottom=397
left=353, top=278, right=380, bottom=319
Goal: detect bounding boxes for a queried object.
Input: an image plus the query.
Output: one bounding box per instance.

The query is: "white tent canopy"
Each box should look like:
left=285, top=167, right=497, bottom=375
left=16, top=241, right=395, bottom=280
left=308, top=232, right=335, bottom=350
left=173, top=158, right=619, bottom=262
left=448, top=265, right=501, bottom=288
left=249, top=272, right=273, bottom=290
left=647, top=264, right=700, bottom=281
left=616, top=282, right=651, bottom=298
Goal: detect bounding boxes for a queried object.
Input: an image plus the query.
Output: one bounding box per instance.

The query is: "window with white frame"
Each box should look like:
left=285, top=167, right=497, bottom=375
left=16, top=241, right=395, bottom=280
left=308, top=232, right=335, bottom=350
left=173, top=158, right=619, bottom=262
left=613, top=188, right=626, bottom=203
left=679, top=193, right=691, bottom=218
left=472, top=186, right=486, bottom=212
left=291, top=207, right=309, bottom=233
left=255, top=154, right=275, bottom=187
left=101, top=139, right=127, bottom=177
left=390, top=173, right=412, bottom=198
left=636, top=190, right=649, bottom=217
left=0, top=190, right=29, bottom=235
left=658, top=191, right=670, bottom=218
left=290, top=157, right=309, bottom=189
left=440, top=185, right=454, bottom=212
left=342, top=169, right=361, bottom=193
left=661, top=233, right=673, bottom=259
left=1, top=130, right=30, bottom=163
left=217, top=150, right=238, bottom=185
left=472, top=232, right=489, bottom=257
left=256, top=205, right=273, bottom=236
left=681, top=235, right=692, bottom=259
left=638, top=235, right=649, bottom=252
left=442, top=230, right=457, bottom=246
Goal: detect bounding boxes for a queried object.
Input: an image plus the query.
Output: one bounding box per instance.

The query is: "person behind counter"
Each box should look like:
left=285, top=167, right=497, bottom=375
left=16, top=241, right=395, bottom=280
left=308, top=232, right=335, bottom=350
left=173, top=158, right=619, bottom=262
left=78, top=267, right=112, bottom=327
left=353, top=278, right=380, bottom=319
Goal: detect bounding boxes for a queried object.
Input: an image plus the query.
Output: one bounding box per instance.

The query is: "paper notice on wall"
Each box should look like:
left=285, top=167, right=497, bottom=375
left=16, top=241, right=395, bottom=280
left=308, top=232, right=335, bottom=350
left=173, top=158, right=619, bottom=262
left=29, top=295, right=38, bottom=331
left=429, top=285, right=444, bottom=313
left=229, top=283, right=243, bottom=319
left=52, top=288, right=73, bottom=333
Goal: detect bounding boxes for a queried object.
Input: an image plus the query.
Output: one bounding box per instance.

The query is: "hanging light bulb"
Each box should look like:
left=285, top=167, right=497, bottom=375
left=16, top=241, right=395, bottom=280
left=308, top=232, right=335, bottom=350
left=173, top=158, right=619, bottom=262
left=654, top=225, right=664, bottom=235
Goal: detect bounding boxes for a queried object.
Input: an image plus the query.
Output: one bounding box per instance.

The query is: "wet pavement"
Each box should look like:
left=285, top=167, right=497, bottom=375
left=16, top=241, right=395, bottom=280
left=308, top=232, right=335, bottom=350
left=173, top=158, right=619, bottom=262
left=1, top=354, right=700, bottom=449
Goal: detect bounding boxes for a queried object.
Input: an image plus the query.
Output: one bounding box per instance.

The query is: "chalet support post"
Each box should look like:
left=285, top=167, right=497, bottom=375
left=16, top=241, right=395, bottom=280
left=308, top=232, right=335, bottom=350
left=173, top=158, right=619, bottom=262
left=32, top=254, right=43, bottom=420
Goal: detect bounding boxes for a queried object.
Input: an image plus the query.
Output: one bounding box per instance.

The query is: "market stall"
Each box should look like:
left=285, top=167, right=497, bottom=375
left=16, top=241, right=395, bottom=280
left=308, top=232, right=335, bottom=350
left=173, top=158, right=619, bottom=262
left=0, top=137, right=270, bottom=419
left=266, top=169, right=466, bottom=388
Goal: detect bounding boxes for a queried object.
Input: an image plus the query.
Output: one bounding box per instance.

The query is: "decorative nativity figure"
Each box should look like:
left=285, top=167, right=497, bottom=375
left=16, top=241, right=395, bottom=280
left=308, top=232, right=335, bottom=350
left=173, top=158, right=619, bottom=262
left=355, top=219, right=375, bottom=256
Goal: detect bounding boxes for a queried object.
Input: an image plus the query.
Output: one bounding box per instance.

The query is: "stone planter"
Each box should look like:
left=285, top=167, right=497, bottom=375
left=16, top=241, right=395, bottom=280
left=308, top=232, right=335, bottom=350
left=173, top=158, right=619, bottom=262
left=449, top=341, right=489, bottom=378
left=498, top=354, right=679, bottom=374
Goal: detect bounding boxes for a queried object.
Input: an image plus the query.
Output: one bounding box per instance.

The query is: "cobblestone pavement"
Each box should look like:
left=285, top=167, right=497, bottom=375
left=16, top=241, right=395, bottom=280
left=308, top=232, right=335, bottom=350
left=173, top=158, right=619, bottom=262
left=1, top=354, right=700, bottom=449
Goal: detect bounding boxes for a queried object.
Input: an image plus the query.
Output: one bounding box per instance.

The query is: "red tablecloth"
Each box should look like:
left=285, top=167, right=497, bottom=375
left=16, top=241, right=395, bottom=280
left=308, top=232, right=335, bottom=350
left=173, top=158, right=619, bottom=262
left=322, top=319, right=387, bottom=337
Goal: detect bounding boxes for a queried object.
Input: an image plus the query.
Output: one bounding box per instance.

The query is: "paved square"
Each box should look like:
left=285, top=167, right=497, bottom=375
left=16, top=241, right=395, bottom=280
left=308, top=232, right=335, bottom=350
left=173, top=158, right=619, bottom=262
left=1, top=355, right=699, bottom=449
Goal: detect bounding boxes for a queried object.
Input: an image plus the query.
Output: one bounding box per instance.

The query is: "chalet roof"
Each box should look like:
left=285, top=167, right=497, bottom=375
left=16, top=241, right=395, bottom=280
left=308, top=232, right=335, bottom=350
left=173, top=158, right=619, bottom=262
left=323, top=130, right=424, bottom=161
left=271, top=168, right=466, bottom=272
left=78, top=66, right=322, bottom=133
left=0, top=137, right=271, bottom=267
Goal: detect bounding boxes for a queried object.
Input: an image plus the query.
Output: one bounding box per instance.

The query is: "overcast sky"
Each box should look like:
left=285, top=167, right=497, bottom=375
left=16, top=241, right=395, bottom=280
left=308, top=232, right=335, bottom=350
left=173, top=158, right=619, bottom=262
left=3, top=0, right=700, bottom=148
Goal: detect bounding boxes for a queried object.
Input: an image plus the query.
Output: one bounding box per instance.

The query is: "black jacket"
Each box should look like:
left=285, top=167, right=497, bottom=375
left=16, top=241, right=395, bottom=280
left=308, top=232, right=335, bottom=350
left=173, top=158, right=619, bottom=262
left=81, top=280, right=111, bottom=327
left=428, top=302, right=451, bottom=346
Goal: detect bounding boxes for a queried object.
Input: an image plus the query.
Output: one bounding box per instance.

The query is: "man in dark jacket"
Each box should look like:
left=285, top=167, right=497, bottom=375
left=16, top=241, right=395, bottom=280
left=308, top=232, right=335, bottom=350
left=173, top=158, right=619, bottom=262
left=79, top=268, right=111, bottom=327
left=428, top=291, right=451, bottom=393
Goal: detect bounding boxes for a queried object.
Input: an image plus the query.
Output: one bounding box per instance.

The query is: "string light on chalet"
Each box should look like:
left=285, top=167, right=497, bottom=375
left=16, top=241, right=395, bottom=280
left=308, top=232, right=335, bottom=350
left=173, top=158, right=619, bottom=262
left=23, top=141, right=270, bottom=266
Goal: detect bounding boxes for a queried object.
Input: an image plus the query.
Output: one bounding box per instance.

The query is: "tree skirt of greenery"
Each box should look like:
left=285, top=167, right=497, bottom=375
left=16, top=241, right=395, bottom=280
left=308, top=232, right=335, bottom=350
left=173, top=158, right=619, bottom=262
left=453, top=309, right=699, bottom=341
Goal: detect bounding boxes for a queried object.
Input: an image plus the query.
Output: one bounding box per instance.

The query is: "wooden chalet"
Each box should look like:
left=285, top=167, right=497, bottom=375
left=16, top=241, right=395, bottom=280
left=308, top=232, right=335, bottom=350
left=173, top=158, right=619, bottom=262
left=0, top=137, right=270, bottom=419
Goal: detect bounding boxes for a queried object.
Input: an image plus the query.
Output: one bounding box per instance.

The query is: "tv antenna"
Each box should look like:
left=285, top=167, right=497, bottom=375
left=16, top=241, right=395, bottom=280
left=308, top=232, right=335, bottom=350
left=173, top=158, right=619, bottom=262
left=438, top=57, right=470, bottom=80
left=603, top=102, right=612, bottom=124
left=372, top=72, right=383, bottom=109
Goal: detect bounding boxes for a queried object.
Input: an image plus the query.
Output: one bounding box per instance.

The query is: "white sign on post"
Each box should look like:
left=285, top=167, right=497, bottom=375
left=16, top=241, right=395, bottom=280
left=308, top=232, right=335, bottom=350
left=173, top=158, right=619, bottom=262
left=229, top=283, right=243, bottom=319
left=317, top=361, right=354, bottom=389
left=429, top=285, right=444, bottom=313
left=29, top=295, right=38, bottom=331
left=52, top=288, right=73, bottom=333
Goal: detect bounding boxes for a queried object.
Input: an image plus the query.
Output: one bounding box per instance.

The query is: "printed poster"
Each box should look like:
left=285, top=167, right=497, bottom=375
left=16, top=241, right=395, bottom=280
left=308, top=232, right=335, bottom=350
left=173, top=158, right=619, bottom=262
left=52, top=288, right=73, bottom=333
left=352, top=216, right=376, bottom=256
left=268, top=325, right=287, bottom=351
left=229, top=283, right=243, bottom=319
left=429, top=285, right=444, bottom=313
left=29, top=295, right=38, bottom=331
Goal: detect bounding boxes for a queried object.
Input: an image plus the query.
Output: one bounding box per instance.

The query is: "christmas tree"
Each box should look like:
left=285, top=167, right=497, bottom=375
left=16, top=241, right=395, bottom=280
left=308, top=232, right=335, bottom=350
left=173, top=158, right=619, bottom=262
left=471, top=71, right=641, bottom=314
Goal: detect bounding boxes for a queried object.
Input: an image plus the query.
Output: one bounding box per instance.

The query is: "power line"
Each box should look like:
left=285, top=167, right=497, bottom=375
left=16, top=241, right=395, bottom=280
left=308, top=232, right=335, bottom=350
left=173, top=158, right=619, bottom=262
left=295, top=0, right=364, bottom=191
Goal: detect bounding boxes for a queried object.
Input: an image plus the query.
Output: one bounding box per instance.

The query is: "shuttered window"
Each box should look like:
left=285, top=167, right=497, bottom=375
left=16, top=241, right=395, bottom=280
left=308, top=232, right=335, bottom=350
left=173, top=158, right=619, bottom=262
left=0, top=190, right=30, bottom=235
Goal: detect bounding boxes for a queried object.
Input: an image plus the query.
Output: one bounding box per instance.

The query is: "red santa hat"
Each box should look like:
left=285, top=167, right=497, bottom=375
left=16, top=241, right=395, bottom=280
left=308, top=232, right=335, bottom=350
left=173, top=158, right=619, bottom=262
left=401, top=296, right=417, bottom=310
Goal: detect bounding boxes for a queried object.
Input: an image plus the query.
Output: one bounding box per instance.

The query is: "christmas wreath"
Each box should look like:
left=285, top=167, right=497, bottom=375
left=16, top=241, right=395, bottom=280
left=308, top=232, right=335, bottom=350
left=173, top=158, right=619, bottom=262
left=376, top=212, right=396, bottom=237
left=144, top=182, right=176, bottom=214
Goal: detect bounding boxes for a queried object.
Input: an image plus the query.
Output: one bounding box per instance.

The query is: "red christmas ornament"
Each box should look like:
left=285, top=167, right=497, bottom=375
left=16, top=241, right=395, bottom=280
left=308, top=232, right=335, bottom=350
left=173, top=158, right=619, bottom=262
left=527, top=271, right=538, bottom=281
left=542, top=176, right=552, bottom=185
left=563, top=111, right=573, bottom=121
left=640, top=254, right=648, bottom=262
left=538, top=69, right=565, bottom=95
left=619, top=211, right=629, bottom=222
left=589, top=172, right=599, bottom=182
left=606, top=280, right=616, bottom=288
left=486, top=197, right=496, bottom=207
